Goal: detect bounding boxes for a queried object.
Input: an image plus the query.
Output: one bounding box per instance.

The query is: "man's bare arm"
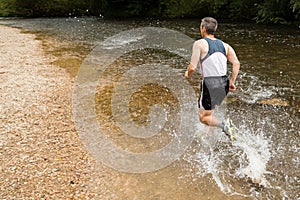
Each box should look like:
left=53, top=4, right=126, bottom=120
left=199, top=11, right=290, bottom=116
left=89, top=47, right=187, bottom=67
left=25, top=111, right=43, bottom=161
left=226, top=45, right=240, bottom=91
left=185, top=41, right=201, bottom=78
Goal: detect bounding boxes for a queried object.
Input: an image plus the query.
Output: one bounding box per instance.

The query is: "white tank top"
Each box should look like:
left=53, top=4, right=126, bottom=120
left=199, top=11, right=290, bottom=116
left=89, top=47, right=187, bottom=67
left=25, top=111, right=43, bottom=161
left=200, top=38, right=227, bottom=78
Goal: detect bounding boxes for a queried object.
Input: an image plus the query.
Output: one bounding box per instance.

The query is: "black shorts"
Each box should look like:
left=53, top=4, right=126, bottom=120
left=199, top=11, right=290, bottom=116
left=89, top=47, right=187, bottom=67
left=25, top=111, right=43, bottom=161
left=198, top=76, right=229, bottom=110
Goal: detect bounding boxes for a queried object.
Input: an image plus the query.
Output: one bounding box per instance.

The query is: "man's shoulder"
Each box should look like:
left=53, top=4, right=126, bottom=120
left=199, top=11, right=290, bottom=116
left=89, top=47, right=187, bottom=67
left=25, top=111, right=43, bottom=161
left=221, top=41, right=230, bottom=49
left=194, top=39, right=208, bottom=46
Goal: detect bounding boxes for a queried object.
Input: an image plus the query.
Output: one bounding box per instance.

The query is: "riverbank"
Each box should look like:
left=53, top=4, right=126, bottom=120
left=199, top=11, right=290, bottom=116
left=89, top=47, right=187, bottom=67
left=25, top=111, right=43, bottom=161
left=0, top=25, right=116, bottom=199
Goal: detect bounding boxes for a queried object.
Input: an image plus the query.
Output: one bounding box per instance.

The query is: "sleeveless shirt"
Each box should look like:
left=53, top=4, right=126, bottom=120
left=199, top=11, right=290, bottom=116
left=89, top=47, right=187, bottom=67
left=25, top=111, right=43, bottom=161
left=200, top=38, right=227, bottom=78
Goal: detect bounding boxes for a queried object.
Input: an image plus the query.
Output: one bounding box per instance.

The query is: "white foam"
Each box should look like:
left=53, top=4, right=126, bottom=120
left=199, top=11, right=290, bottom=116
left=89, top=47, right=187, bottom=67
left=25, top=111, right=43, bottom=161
left=234, top=127, right=272, bottom=187
left=102, top=34, right=144, bottom=49
left=190, top=121, right=273, bottom=196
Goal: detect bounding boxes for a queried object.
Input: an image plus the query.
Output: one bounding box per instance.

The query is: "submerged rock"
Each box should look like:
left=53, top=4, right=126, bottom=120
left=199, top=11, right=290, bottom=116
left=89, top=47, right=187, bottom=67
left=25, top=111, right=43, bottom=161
left=259, top=98, right=290, bottom=107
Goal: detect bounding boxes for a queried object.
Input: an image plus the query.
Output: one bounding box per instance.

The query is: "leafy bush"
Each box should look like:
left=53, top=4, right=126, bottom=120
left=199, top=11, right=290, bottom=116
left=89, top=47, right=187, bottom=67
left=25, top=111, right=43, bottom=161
left=0, top=0, right=299, bottom=25
left=256, top=0, right=295, bottom=24
left=291, top=0, right=300, bottom=22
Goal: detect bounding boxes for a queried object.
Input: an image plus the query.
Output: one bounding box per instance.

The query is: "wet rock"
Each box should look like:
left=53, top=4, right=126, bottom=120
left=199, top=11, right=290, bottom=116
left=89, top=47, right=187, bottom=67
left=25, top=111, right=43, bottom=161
left=259, top=98, right=290, bottom=107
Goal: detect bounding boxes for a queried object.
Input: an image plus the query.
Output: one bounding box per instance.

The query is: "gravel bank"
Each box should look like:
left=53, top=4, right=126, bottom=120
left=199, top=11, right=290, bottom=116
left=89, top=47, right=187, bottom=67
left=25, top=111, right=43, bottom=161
left=0, top=25, right=117, bottom=199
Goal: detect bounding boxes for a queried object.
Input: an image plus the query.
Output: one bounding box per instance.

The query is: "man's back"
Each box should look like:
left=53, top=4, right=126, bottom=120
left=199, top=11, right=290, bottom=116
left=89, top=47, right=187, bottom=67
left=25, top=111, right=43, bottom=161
left=200, top=38, right=227, bottom=77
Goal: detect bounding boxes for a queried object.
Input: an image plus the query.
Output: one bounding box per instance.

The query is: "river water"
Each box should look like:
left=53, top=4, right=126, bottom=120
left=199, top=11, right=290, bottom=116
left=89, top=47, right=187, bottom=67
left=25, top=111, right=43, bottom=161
left=1, top=18, right=299, bottom=199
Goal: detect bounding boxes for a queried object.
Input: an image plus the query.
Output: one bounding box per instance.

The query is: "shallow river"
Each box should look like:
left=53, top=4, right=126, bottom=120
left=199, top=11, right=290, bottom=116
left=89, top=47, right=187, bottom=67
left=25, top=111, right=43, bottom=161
left=1, top=18, right=299, bottom=199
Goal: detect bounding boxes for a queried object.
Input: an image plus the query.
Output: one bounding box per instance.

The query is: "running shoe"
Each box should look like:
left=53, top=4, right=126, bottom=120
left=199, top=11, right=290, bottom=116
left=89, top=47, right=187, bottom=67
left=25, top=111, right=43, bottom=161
left=223, top=118, right=236, bottom=141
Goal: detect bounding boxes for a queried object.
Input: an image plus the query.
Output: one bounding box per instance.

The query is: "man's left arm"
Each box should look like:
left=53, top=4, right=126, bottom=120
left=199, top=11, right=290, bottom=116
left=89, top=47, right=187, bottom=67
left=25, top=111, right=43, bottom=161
left=226, top=45, right=240, bottom=91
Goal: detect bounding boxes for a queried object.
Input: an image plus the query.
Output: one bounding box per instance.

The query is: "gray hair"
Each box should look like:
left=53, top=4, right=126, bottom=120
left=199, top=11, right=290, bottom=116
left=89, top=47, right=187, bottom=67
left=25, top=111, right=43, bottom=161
left=201, top=17, right=218, bottom=35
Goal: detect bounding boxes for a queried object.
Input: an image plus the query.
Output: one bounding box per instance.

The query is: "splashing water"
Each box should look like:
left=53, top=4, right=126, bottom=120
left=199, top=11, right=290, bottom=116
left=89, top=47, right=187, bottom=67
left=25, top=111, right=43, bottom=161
left=188, top=117, right=273, bottom=197
left=233, top=125, right=272, bottom=188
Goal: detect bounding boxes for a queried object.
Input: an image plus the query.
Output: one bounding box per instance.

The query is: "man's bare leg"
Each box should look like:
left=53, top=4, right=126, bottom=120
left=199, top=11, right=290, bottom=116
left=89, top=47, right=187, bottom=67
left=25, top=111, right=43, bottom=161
left=198, top=109, right=222, bottom=127
left=199, top=109, right=236, bottom=140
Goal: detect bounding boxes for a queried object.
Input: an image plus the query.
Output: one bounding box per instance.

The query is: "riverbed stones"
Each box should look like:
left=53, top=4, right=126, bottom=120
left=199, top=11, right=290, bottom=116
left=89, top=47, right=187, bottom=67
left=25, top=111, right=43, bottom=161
left=0, top=25, right=112, bottom=199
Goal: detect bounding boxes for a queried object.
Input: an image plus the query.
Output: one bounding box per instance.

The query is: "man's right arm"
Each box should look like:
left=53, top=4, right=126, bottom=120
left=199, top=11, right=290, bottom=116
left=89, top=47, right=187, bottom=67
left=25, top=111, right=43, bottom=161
left=185, top=41, right=201, bottom=78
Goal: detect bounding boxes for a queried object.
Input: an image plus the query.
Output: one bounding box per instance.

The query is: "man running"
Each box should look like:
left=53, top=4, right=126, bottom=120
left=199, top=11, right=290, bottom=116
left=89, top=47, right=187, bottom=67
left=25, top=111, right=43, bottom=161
left=185, top=17, right=240, bottom=140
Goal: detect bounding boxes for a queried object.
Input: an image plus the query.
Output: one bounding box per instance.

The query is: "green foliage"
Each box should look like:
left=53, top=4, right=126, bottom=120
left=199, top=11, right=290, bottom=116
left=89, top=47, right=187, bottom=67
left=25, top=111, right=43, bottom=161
left=160, top=0, right=225, bottom=18
left=291, top=0, right=300, bottom=21
left=255, top=0, right=294, bottom=24
left=0, top=0, right=16, bottom=16
left=0, top=0, right=299, bottom=25
left=229, top=0, right=261, bottom=20
left=0, top=0, right=90, bottom=17
left=157, top=0, right=205, bottom=18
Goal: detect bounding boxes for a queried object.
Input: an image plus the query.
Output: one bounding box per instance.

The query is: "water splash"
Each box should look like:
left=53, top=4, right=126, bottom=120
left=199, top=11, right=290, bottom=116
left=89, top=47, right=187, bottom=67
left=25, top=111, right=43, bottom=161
left=238, top=71, right=276, bottom=104
left=233, top=125, right=272, bottom=188
left=188, top=119, right=273, bottom=197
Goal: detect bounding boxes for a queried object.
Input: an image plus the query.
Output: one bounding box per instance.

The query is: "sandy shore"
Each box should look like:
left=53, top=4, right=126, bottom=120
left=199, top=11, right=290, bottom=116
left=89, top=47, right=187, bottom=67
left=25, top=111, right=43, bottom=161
left=0, top=25, right=117, bottom=199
